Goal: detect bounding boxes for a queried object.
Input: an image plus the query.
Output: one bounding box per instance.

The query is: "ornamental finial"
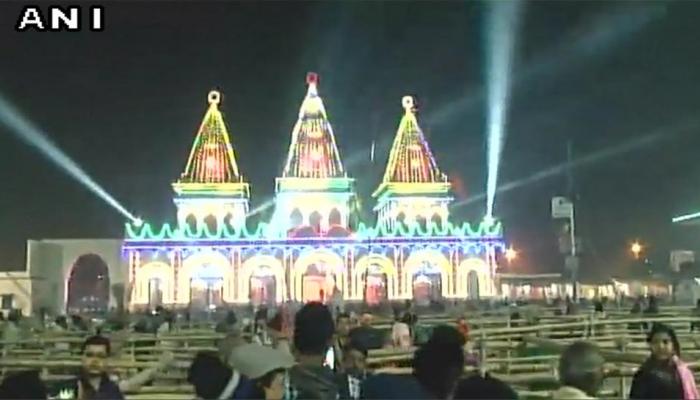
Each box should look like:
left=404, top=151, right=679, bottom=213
left=306, top=72, right=319, bottom=86
left=402, top=96, right=415, bottom=113
left=208, top=90, right=221, bottom=106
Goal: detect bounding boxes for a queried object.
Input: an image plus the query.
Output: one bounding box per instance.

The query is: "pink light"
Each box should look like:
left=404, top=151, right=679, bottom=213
left=206, top=156, right=217, bottom=169
left=306, top=72, right=319, bottom=86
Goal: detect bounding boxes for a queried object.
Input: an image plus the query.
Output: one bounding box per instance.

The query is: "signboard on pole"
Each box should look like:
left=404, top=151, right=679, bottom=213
left=552, top=197, right=573, bottom=219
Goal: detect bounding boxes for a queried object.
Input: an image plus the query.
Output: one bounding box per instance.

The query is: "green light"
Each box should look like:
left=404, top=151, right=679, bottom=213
left=125, top=220, right=502, bottom=241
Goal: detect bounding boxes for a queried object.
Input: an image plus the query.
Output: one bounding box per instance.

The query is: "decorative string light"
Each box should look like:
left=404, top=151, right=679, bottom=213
left=281, top=72, right=346, bottom=179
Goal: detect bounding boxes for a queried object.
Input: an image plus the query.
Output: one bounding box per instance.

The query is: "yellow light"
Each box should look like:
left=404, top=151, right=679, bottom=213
left=505, top=247, right=517, bottom=262
left=631, top=242, right=642, bottom=258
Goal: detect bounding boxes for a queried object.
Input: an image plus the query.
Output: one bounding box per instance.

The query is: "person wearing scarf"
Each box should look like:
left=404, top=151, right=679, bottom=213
left=630, top=323, right=699, bottom=399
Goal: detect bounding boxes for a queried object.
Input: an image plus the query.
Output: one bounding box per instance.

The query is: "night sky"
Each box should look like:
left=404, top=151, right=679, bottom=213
left=1, top=1, right=700, bottom=277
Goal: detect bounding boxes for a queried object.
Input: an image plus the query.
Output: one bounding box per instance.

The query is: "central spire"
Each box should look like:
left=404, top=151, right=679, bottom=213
left=281, top=72, right=346, bottom=179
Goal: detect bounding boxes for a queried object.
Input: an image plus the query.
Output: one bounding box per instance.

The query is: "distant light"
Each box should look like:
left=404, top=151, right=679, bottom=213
left=208, top=304, right=217, bottom=310
left=505, top=247, right=518, bottom=262
left=631, top=241, right=643, bottom=259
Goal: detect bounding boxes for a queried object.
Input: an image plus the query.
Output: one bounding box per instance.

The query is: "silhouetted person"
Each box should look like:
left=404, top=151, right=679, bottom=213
left=0, top=370, right=48, bottom=399
left=553, top=341, right=605, bottom=399
left=288, top=302, right=339, bottom=400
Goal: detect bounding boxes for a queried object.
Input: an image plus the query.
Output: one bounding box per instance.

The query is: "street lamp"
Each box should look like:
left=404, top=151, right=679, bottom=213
left=505, top=247, right=518, bottom=263
left=631, top=242, right=643, bottom=259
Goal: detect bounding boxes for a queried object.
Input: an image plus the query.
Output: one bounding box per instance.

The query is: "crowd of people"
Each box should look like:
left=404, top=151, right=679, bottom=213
left=0, top=299, right=697, bottom=399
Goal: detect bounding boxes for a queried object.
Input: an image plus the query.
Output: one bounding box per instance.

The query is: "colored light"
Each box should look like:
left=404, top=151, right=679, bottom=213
left=378, top=96, right=447, bottom=189
left=282, top=72, right=345, bottom=180
left=505, top=247, right=517, bottom=262
left=125, top=219, right=503, bottom=241
left=631, top=242, right=642, bottom=259
left=177, top=90, right=243, bottom=185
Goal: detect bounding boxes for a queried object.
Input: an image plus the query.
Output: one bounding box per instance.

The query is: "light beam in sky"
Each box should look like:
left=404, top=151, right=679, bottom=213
left=0, top=92, right=139, bottom=223
left=484, top=0, right=524, bottom=220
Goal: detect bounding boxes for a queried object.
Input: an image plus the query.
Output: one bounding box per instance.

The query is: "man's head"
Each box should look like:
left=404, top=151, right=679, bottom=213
left=413, top=326, right=465, bottom=399
left=81, top=336, right=111, bottom=377
left=294, top=302, right=335, bottom=357
left=336, top=313, right=351, bottom=337
left=359, top=313, right=372, bottom=327
left=558, top=341, right=605, bottom=397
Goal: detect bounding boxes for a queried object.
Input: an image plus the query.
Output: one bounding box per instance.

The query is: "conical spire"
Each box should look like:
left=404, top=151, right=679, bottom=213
left=380, top=96, right=447, bottom=185
left=282, top=72, right=346, bottom=179
left=177, top=90, right=243, bottom=184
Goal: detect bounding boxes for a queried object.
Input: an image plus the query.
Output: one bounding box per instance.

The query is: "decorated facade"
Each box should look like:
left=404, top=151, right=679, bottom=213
left=123, top=73, right=505, bottom=310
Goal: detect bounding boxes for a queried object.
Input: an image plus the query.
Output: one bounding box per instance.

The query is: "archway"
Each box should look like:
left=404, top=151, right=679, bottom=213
left=135, top=261, right=173, bottom=306
left=457, top=258, right=491, bottom=299
left=396, top=212, right=407, bottom=231
left=329, top=208, right=342, bottom=226
left=309, top=211, right=322, bottom=233
left=467, top=270, right=479, bottom=300
left=415, top=216, right=427, bottom=233
left=294, top=250, right=345, bottom=303
left=354, top=255, right=396, bottom=301
left=66, top=254, right=110, bottom=313
left=190, top=263, right=225, bottom=310
left=185, top=214, right=198, bottom=234
left=365, top=266, right=387, bottom=306
left=290, top=209, right=303, bottom=228
left=403, top=249, right=452, bottom=299
left=411, top=261, right=442, bottom=306
left=181, top=251, right=231, bottom=307
left=203, top=215, right=218, bottom=235
left=241, top=255, right=286, bottom=304
left=250, top=267, right=276, bottom=307
left=430, top=214, right=443, bottom=231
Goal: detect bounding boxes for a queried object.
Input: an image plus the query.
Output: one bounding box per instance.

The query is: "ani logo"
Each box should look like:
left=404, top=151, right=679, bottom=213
left=15, top=5, right=104, bottom=32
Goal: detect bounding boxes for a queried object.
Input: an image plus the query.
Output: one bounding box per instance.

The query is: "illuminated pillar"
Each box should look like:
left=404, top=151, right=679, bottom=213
left=173, top=250, right=182, bottom=304
left=230, top=249, right=237, bottom=303
left=128, top=250, right=140, bottom=309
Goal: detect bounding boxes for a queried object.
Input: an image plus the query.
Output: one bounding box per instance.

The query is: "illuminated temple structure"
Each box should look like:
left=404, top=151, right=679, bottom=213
left=123, top=73, right=505, bottom=310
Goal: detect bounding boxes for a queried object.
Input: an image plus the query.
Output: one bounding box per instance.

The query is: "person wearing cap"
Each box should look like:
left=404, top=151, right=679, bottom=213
left=229, top=343, right=296, bottom=400
left=553, top=341, right=605, bottom=400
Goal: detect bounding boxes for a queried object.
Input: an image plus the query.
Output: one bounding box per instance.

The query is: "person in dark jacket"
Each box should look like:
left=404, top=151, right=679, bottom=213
left=0, top=370, right=48, bottom=399
left=49, top=335, right=124, bottom=400
left=288, top=302, right=339, bottom=400
left=348, top=314, right=384, bottom=352
left=362, top=325, right=464, bottom=400
left=336, top=343, right=369, bottom=400
left=629, top=323, right=699, bottom=399
left=188, top=351, right=253, bottom=399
